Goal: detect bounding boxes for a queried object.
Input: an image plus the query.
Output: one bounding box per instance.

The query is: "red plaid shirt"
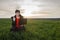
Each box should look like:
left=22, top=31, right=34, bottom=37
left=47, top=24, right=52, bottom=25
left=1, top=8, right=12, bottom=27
left=16, top=17, right=20, bottom=28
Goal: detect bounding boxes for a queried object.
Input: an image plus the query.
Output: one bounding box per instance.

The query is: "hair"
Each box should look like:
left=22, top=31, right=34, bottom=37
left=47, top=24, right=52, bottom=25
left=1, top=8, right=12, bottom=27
left=15, top=10, right=20, bottom=13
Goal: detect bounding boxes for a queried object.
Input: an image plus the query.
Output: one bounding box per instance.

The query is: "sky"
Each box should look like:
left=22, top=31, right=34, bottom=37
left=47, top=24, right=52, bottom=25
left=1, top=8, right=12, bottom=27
left=0, top=0, right=60, bottom=18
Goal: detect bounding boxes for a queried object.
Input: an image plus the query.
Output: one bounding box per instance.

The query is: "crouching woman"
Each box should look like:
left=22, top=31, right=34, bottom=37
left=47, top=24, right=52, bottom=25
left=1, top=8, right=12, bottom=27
left=10, top=10, right=25, bottom=32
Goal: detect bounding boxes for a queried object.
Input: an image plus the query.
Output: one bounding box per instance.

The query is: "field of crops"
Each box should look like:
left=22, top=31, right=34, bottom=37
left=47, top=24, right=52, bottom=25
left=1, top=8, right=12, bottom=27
left=0, top=18, right=60, bottom=40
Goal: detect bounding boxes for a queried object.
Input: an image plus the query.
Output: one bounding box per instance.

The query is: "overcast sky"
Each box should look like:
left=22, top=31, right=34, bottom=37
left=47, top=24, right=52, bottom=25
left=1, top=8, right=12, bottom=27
left=0, top=0, right=60, bottom=18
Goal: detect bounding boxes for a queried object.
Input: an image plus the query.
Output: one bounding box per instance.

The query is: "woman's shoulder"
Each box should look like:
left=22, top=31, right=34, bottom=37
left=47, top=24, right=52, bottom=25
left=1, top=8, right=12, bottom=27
left=11, top=16, right=15, bottom=19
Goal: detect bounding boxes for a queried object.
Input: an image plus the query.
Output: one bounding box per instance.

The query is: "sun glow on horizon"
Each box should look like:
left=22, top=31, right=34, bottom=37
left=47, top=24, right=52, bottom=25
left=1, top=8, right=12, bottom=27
left=20, top=5, right=41, bottom=18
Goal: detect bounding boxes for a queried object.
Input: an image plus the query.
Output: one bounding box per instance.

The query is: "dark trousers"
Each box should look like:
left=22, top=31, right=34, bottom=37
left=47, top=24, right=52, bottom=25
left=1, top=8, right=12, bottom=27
left=10, top=26, right=25, bottom=32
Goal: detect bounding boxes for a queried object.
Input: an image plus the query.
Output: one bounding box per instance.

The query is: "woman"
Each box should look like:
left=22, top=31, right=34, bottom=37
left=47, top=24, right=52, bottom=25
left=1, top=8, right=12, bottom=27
left=10, top=10, right=25, bottom=32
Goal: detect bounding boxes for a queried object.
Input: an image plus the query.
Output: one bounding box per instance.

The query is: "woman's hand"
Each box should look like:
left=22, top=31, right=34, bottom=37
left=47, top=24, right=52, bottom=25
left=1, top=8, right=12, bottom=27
left=20, top=25, right=24, bottom=27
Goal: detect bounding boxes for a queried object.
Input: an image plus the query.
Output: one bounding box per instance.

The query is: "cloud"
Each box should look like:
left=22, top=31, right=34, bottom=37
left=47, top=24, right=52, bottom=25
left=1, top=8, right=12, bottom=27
left=0, top=0, right=60, bottom=18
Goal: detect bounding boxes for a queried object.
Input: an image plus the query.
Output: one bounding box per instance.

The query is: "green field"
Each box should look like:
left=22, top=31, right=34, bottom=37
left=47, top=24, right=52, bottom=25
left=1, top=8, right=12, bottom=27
left=0, top=19, right=60, bottom=40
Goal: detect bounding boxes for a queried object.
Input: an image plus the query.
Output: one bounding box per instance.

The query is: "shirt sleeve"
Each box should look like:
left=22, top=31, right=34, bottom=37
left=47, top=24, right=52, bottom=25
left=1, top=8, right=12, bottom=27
left=20, top=16, right=24, bottom=25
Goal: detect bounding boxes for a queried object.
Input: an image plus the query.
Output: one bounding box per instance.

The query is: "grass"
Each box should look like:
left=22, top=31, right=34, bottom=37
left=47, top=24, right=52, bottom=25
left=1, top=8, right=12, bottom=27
left=0, top=18, right=60, bottom=40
